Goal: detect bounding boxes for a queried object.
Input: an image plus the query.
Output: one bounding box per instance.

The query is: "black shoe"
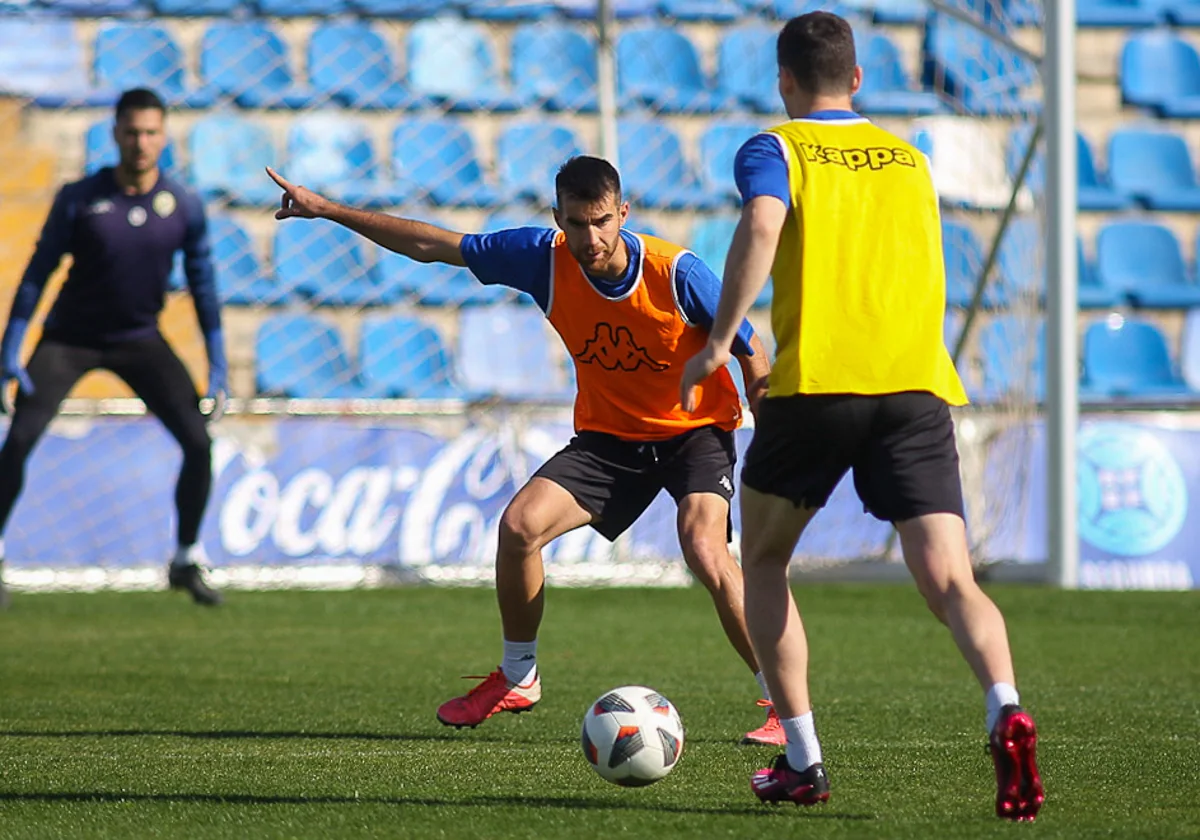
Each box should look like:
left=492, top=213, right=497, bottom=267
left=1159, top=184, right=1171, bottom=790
left=750, top=755, right=831, bottom=805
left=168, top=563, right=223, bottom=606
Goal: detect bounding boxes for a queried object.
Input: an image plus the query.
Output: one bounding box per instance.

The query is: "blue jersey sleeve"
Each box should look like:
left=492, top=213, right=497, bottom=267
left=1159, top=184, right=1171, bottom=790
left=674, top=252, right=755, bottom=357
left=460, top=227, right=557, bottom=312
left=180, top=190, right=222, bottom=338
left=734, top=133, right=792, bottom=209
left=11, top=184, right=76, bottom=322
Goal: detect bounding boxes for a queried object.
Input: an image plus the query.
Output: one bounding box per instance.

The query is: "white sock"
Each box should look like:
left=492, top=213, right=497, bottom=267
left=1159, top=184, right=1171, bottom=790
left=985, top=682, right=1021, bottom=733
left=172, top=543, right=206, bottom=569
left=500, top=638, right=538, bottom=686
left=781, top=711, right=822, bottom=771
left=754, top=672, right=771, bottom=703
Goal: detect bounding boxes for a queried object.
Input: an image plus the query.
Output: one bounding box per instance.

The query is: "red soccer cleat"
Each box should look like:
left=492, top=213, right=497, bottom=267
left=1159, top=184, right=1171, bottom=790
left=751, top=755, right=831, bottom=806
left=742, top=700, right=787, bottom=746
left=989, top=704, right=1045, bottom=822
left=436, top=669, right=541, bottom=729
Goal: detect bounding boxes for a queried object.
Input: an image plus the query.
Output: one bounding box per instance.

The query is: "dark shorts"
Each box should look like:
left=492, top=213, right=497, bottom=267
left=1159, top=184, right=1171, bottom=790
left=534, top=425, right=737, bottom=541
left=741, top=391, right=964, bottom=523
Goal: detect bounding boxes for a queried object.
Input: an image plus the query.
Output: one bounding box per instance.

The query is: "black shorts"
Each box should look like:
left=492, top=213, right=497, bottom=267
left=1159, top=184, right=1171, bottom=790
left=741, top=391, right=964, bottom=523
left=534, top=425, right=737, bottom=541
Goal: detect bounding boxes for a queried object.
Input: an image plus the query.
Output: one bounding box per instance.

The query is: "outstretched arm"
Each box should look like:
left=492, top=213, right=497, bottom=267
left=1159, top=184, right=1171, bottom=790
left=266, top=167, right=466, bottom=266
left=2, top=186, right=75, bottom=396
left=680, top=196, right=786, bottom=412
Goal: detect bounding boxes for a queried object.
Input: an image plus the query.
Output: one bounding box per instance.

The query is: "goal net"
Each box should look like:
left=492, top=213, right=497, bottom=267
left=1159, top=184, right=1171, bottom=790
left=0, top=0, right=1048, bottom=590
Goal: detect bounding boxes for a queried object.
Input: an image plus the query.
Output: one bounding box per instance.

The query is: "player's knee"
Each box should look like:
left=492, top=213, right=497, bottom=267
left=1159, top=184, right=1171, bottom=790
left=679, top=531, right=732, bottom=589
left=915, top=573, right=974, bottom=625
left=498, top=505, right=547, bottom=556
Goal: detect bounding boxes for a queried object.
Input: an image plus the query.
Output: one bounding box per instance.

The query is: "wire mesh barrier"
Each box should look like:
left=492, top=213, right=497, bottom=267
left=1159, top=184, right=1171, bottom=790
left=0, top=0, right=1196, bottom=590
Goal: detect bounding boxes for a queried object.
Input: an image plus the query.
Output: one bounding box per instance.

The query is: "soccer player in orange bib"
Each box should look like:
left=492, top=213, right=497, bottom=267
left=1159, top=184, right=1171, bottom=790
left=266, top=157, right=783, bottom=744
left=680, top=12, right=1044, bottom=820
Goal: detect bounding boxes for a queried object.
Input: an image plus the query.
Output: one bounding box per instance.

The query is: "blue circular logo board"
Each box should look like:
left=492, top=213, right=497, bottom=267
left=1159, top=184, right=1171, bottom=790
left=1078, top=424, right=1188, bottom=557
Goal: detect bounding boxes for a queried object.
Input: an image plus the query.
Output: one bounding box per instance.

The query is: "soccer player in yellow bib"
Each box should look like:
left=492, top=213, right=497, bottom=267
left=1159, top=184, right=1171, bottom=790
left=680, top=12, right=1044, bottom=821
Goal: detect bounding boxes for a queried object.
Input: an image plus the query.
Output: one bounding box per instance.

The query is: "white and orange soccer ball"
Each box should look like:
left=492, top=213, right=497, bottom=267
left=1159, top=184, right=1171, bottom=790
left=580, top=685, right=685, bottom=786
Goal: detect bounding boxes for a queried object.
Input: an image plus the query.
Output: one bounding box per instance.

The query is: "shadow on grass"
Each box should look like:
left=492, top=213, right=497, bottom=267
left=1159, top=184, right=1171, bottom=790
left=0, top=730, right=501, bottom=743
left=0, top=790, right=874, bottom=819
left=0, top=729, right=752, bottom=747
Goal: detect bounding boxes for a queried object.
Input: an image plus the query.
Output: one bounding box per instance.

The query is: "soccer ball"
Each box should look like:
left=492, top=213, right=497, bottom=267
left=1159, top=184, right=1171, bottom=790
left=580, top=685, right=685, bottom=787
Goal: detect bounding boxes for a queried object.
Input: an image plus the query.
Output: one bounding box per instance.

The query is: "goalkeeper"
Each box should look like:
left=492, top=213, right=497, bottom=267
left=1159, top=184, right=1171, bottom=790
left=0, top=88, right=226, bottom=609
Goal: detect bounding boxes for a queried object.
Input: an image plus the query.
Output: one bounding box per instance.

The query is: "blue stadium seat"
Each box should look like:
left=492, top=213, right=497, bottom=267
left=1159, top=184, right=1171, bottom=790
left=845, top=0, right=926, bottom=23
left=41, top=0, right=143, bottom=16
left=718, top=25, right=780, bottom=114
left=376, top=255, right=512, bottom=307
left=256, top=314, right=364, bottom=399
left=496, top=122, right=583, bottom=205
left=189, top=115, right=278, bottom=206
left=922, top=14, right=1039, bottom=115
left=512, top=24, right=597, bottom=112
left=689, top=216, right=737, bottom=275
left=408, top=18, right=526, bottom=112
left=998, top=218, right=1118, bottom=309
left=200, top=22, right=317, bottom=109
left=84, top=120, right=180, bottom=179
left=392, top=118, right=513, bottom=208
left=274, top=218, right=393, bottom=307
left=359, top=316, right=468, bottom=399
left=1108, top=128, right=1200, bottom=211
left=464, top=0, right=557, bottom=19
left=977, top=316, right=1045, bottom=402
left=1096, top=221, right=1200, bottom=308
left=1180, top=307, right=1200, bottom=391
left=698, top=122, right=759, bottom=205
left=1120, top=32, right=1200, bottom=118
left=1082, top=316, right=1193, bottom=399
left=854, top=31, right=943, bottom=116
left=151, top=0, right=241, bottom=14
left=1170, top=0, right=1200, bottom=24
left=557, top=0, right=656, bottom=18
left=658, top=0, right=741, bottom=21
left=94, top=25, right=214, bottom=109
left=618, top=119, right=722, bottom=211
left=458, top=306, right=573, bottom=400
left=689, top=217, right=772, bottom=306
left=1078, top=0, right=1163, bottom=26
left=0, top=20, right=116, bottom=108
left=1006, top=127, right=1133, bottom=211
left=258, top=0, right=345, bottom=15
left=617, top=27, right=732, bottom=114
left=286, top=114, right=409, bottom=208
left=208, top=215, right=289, bottom=307
left=345, top=0, right=448, bottom=16
left=943, top=221, right=1006, bottom=308
left=308, top=22, right=426, bottom=111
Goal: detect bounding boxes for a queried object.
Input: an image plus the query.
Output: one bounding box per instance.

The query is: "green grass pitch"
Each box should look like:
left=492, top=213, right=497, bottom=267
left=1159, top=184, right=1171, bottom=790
left=0, top=584, right=1198, bottom=839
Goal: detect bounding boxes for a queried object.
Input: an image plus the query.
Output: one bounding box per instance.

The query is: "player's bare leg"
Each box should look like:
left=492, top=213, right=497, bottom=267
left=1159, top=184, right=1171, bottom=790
left=677, top=493, right=757, bottom=671
left=436, top=477, right=593, bottom=728
left=896, top=513, right=1043, bottom=820
left=738, top=485, right=829, bottom=805
left=677, top=492, right=783, bottom=746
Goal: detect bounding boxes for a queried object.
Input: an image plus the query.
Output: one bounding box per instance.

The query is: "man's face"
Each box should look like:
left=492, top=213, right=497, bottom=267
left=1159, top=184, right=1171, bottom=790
left=554, top=192, right=629, bottom=274
left=113, top=107, right=166, bottom=175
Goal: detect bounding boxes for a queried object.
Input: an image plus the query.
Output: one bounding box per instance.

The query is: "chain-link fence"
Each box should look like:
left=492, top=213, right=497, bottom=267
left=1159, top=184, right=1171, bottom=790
left=0, top=0, right=1126, bottom=588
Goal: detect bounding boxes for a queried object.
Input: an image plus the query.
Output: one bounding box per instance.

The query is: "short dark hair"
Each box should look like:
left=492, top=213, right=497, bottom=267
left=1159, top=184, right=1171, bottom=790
left=115, top=88, right=166, bottom=120
left=555, top=156, right=622, bottom=205
left=777, top=11, right=857, bottom=96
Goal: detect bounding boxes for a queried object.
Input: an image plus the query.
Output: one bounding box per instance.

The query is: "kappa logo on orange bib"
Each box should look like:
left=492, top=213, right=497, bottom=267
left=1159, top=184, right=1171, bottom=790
left=575, top=323, right=668, bottom=372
